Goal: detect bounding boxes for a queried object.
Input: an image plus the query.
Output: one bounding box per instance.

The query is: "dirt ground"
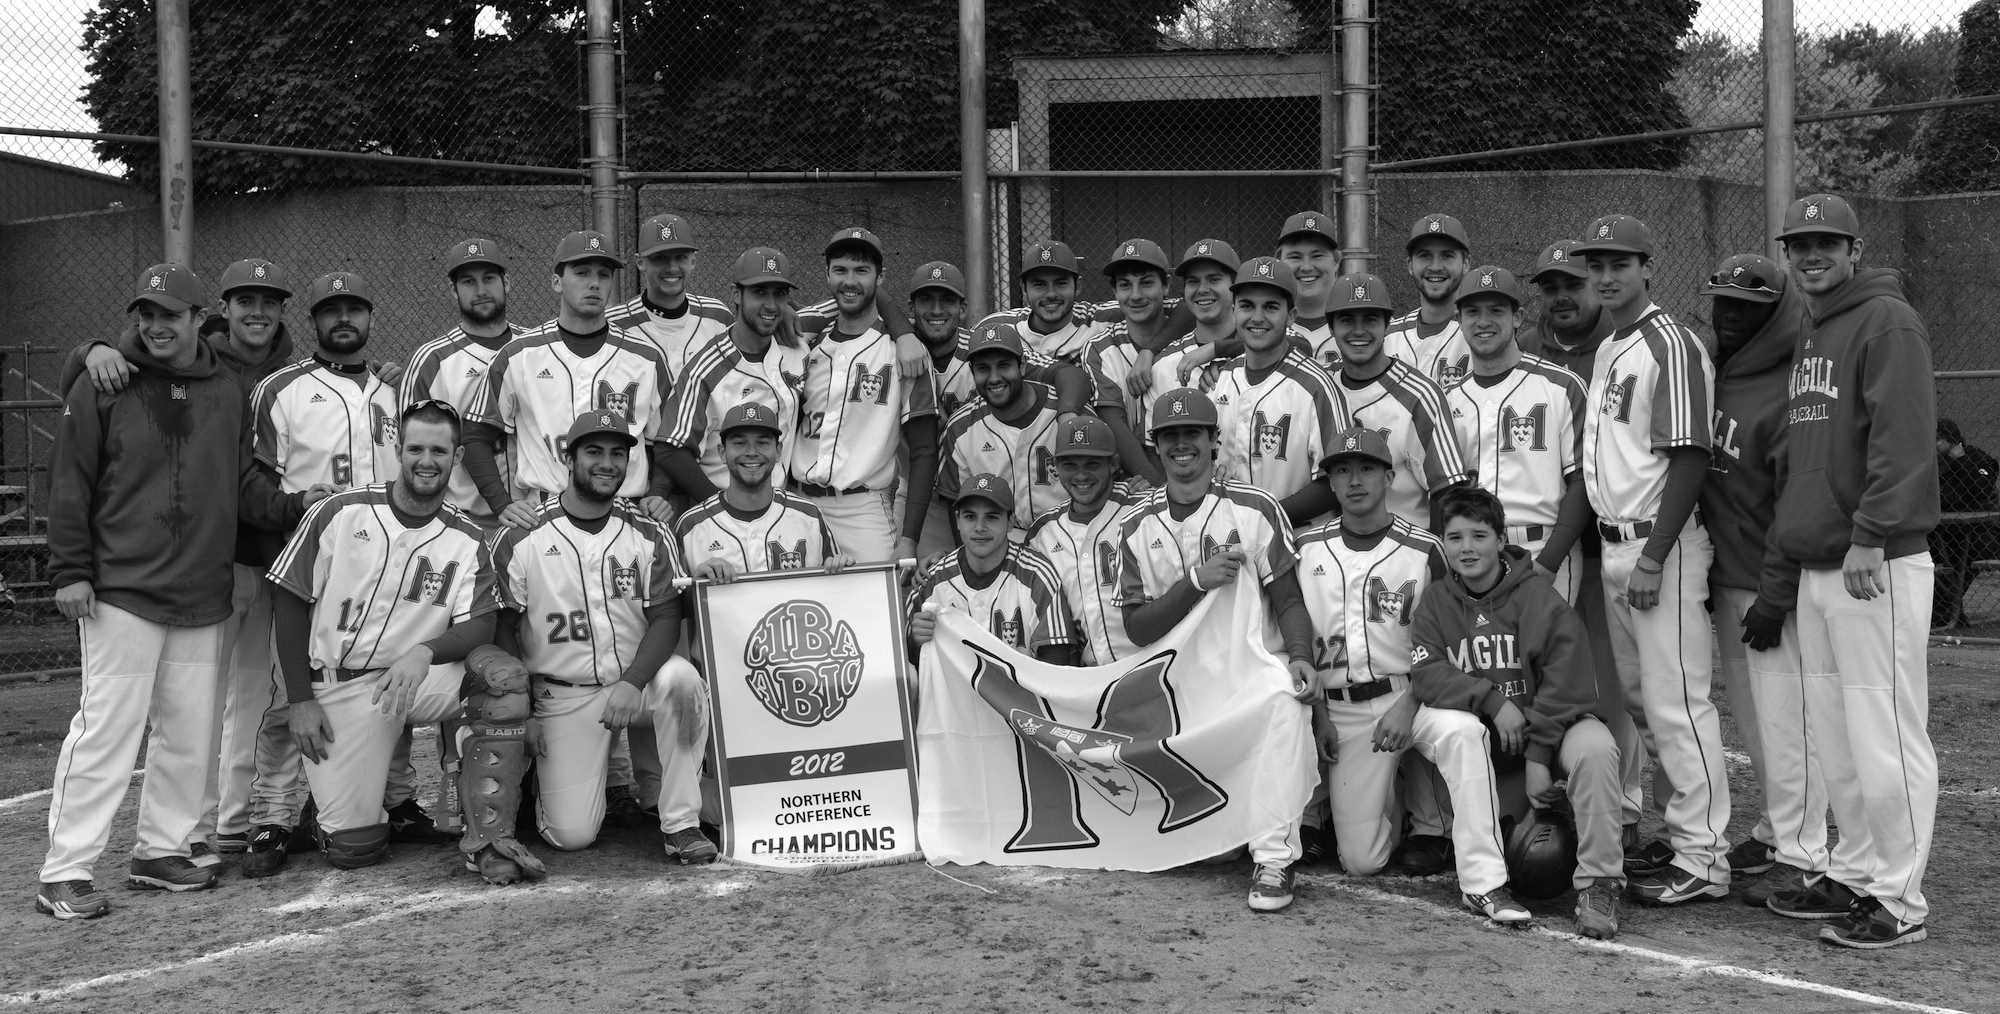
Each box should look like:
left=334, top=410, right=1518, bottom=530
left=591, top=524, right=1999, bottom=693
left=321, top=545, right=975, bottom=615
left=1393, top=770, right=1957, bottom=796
left=0, top=647, right=1995, bottom=1013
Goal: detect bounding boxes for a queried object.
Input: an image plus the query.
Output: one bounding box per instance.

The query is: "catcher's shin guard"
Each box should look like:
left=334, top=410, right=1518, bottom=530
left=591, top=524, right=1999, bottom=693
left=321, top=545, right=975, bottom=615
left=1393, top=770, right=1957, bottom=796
left=322, top=824, right=391, bottom=869
left=435, top=719, right=466, bottom=836
left=458, top=680, right=546, bottom=884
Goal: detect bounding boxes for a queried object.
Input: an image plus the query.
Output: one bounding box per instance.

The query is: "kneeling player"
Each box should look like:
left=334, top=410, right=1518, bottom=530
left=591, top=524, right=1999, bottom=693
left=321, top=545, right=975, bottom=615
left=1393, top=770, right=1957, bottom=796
left=908, top=475, right=1077, bottom=665
left=1410, top=487, right=1624, bottom=933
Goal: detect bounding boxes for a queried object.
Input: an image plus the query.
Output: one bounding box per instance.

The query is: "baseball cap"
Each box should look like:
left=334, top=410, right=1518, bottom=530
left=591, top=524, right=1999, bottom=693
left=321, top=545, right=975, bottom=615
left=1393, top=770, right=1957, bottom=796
left=1572, top=215, right=1655, bottom=258
left=636, top=214, right=698, bottom=258
left=305, top=271, right=372, bottom=312
left=217, top=258, right=292, bottom=299
left=1701, top=253, right=1787, bottom=304
left=1053, top=415, right=1117, bottom=458
left=1175, top=239, right=1242, bottom=278
left=1530, top=240, right=1590, bottom=281
left=564, top=408, right=638, bottom=449
left=1278, top=210, right=1337, bottom=248
left=717, top=401, right=783, bottom=438
left=955, top=473, right=1016, bottom=514
left=825, top=226, right=885, bottom=263
left=126, top=263, right=207, bottom=313
left=731, top=247, right=796, bottom=288
left=1231, top=256, right=1299, bottom=303
left=1406, top=213, right=1471, bottom=254
left=1328, top=272, right=1394, bottom=314
left=554, top=230, right=625, bottom=270
left=910, top=261, right=966, bottom=299
left=1103, top=238, right=1172, bottom=279
left=1020, top=240, right=1082, bottom=279
left=1149, top=388, right=1220, bottom=433
left=1320, top=427, right=1394, bottom=471
left=443, top=239, right=506, bottom=280
left=1453, top=266, right=1523, bottom=307
left=1776, top=194, right=1862, bottom=242
left=964, top=319, right=1026, bottom=361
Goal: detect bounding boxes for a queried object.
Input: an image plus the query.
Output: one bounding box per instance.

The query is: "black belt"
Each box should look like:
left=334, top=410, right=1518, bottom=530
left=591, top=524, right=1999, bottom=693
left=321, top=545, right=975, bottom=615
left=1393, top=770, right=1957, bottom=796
left=794, top=481, right=873, bottom=498
left=1597, top=519, right=1652, bottom=543
left=1512, top=524, right=1549, bottom=542
left=322, top=667, right=376, bottom=683
left=1324, top=678, right=1398, bottom=704
left=537, top=675, right=600, bottom=688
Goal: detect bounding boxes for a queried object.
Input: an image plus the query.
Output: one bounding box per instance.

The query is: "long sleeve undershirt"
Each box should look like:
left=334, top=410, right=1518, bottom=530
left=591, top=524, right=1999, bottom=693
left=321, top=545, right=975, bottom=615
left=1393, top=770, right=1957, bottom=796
left=1536, top=474, right=1592, bottom=573
left=1641, top=447, right=1709, bottom=565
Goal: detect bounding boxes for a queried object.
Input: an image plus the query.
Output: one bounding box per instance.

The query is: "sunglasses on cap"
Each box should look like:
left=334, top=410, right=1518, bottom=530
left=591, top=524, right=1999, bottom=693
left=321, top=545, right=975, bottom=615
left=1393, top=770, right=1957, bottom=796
left=404, top=398, right=462, bottom=421
left=1707, top=269, right=1781, bottom=296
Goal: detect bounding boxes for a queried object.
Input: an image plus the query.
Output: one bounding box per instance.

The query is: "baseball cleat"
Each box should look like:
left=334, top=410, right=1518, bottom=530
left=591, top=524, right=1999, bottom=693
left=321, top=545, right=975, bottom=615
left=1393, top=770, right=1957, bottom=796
left=1394, top=834, right=1452, bottom=877
left=1725, top=838, right=1776, bottom=876
left=240, top=824, right=292, bottom=879
left=387, top=800, right=456, bottom=845
left=36, top=880, right=109, bottom=920
left=1299, top=825, right=1327, bottom=867
left=287, top=798, right=320, bottom=853
left=1628, top=868, right=1728, bottom=906
left=1574, top=880, right=1621, bottom=939
left=603, top=784, right=648, bottom=828
left=1463, top=887, right=1532, bottom=924
left=128, top=855, right=219, bottom=892
left=188, top=841, right=221, bottom=869
left=213, top=831, right=250, bottom=854
left=1741, top=864, right=1811, bottom=907
left=1766, top=875, right=1864, bottom=920
left=1819, top=898, right=1926, bottom=949
left=1621, top=837, right=1675, bottom=877
left=1247, top=862, right=1295, bottom=912
left=663, top=827, right=719, bottom=865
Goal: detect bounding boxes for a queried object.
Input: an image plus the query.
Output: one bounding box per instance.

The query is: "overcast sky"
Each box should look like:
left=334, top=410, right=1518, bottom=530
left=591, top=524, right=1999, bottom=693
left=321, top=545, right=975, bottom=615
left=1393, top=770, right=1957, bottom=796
left=0, top=0, right=1978, bottom=176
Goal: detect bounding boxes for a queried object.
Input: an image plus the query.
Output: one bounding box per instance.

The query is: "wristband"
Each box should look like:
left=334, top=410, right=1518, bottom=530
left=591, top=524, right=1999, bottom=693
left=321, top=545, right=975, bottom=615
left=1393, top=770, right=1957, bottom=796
left=1187, top=565, right=1207, bottom=593
left=1634, top=558, right=1664, bottom=574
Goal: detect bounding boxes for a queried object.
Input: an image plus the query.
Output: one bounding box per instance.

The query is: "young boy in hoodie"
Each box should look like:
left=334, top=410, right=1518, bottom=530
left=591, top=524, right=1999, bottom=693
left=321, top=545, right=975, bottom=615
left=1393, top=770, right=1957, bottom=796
left=1410, top=485, right=1626, bottom=938
left=1697, top=254, right=1826, bottom=907
left=1767, top=194, right=1938, bottom=949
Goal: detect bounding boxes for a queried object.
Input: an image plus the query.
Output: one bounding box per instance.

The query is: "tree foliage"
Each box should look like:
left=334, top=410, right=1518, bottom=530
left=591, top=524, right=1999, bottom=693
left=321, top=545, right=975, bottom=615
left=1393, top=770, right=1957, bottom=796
left=1913, top=0, right=2000, bottom=195
left=1162, top=0, right=1301, bottom=49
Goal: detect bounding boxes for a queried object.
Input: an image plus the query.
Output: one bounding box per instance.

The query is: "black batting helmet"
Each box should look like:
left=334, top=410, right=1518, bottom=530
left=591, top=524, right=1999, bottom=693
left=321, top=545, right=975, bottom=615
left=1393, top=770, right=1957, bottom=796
left=1504, top=809, right=1579, bottom=900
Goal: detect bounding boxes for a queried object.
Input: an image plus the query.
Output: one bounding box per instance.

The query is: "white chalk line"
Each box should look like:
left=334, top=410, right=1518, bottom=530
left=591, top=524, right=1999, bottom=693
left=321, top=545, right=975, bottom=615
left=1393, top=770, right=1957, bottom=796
left=0, top=771, right=143, bottom=812
left=1304, top=875, right=1968, bottom=1014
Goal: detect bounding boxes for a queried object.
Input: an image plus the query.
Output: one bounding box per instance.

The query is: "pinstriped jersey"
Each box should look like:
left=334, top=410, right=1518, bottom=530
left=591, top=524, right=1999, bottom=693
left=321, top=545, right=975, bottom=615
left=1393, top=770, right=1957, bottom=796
left=1445, top=355, right=1589, bottom=529
left=1583, top=305, right=1715, bottom=524
left=907, top=543, right=1075, bottom=654
left=663, top=335, right=809, bottom=490
left=674, top=491, right=839, bottom=575
left=937, top=381, right=1065, bottom=530
left=607, top=293, right=733, bottom=382
left=794, top=325, right=938, bottom=491
left=252, top=361, right=400, bottom=492
left=1209, top=349, right=1348, bottom=504
left=1084, top=323, right=1148, bottom=423
left=1295, top=315, right=1336, bottom=371
left=267, top=484, right=499, bottom=672
left=475, top=321, right=673, bottom=501
left=1386, top=312, right=1471, bottom=386
left=1115, top=481, right=1297, bottom=608
left=934, top=327, right=1069, bottom=423
left=1136, top=325, right=1313, bottom=440
left=1024, top=490, right=1144, bottom=666
left=1294, top=517, right=1447, bottom=686
left=1340, top=359, right=1470, bottom=526
left=489, top=497, right=684, bottom=684
left=979, top=306, right=1103, bottom=363
left=401, top=323, right=524, bottom=517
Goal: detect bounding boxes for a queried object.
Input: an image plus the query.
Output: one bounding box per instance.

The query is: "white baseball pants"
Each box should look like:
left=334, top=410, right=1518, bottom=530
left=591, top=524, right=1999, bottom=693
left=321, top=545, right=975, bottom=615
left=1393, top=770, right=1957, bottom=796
left=1713, top=585, right=1829, bottom=875
left=300, top=666, right=463, bottom=834
left=533, top=656, right=707, bottom=850
left=1573, top=551, right=1649, bottom=827
left=41, top=603, right=223, bottom=883
left=191, top=565, right=291, bottom=843
left=811, top=488, right=901, bottom=563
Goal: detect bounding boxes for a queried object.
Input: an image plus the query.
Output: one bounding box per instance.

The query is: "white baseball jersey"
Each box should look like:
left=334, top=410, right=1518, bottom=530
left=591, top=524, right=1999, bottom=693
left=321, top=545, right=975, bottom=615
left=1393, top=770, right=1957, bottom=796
left=608, top=293, right=734, bottom=382
left=252, top=361, right=400, bottom=491
left=402, top=324, right=524, bottom=517
left=1386, top=311, right=1471, bottom=386
left=1141, top=329, right=1209, bottom=440
left=475, top=322, right=673, bottom=501
left=1082, top=322, right=1157, bottom=423
left=1024, top=488, right=1144, bottom=666
left=794, top=324, right=939, bottom=491
left=1339, top=359, right=1470, bottom=526
left=981, top=306, right=1102, bottom=363
left=1209, top=349, right=1348, bottom=504
left=489, top=497, right=684, bottom=684
left=1115, top=481, right=1297, bottom=607
left=663, top=335, right=809, bottom=490
left=1295, top=314, right=1337, bottom=371
left=908, top=543, right=1075, bottom=654
left=1582, top=306, right=1715, bottom=524
left=934, top=327, right=1071, bottom=423
left=267, top=485, right=499, bottom=672
left=1444, top=354, right=1589, bottom=529
left=1294, top=517, right=1447, bottom=685
left=937, top=380, right=1066, bottom=530
left=674, top=490, right=839, bottom=574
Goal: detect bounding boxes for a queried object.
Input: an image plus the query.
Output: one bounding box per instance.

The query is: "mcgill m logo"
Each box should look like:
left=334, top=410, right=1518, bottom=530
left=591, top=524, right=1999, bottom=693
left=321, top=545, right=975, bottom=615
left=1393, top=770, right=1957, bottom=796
left=970, top=647, right=1227, bottom=852
left=402, top=557, right=458, bottom=605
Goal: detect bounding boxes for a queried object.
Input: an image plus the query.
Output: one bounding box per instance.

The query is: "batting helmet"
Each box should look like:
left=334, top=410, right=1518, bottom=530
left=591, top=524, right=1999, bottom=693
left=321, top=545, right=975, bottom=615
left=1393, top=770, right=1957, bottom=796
left=1504, top=809, right=1579, bottom=900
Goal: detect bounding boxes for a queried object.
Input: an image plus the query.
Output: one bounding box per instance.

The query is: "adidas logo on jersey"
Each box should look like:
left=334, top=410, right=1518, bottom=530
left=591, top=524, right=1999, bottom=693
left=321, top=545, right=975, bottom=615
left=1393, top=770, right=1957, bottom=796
left=981, top=441, right=996, bottom=452
left=709, top=540, right=724, bottom=551
left=464, top=366, right=480, bottom=378
left=1151, top=538, right=1164, bottom=549
left=1313, top=565, right=1326, bottom=575
left=309, top=393, right=327, bottom=404
left=352, top=529, right=370, bottom=541
left=544, top=546, right=561, bottom=556
left=537, top=368, right=554, bottom=379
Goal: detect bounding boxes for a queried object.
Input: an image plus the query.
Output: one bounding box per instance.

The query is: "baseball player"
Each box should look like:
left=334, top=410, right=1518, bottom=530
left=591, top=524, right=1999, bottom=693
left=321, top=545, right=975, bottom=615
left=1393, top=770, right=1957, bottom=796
left=908, top=474, right=1077, bottom=663
left=1139, top=240, right=1242, bottom=436
left=37, top=265, right=313, bottom=918
left=937, top=322, right=1071, bottom=532
left=488, top=410, right=713, bottom=862
left=1116, top=388, right=1316, bottom=911
left=1519, top=240, right=1616, bottom=369
left=1084, top=238, right=1177, bottom=423
left=1697, top=253, right=1826, bottom=907
left=791, top=227, right=939, bottom=563
left=267, top=401, right=493, bottom=875
left=1410, top=486, right=1625, bottom=934
left=402, top=239, right=526, bottom=523
left=679, top=402, right=853, bottom=580
left=1572, top=214, right=1730, bottom=905
left=1385, top=214, right=1473, bottom=384
left=1443, top=266, right=1590, bottom=600
left=995, top=240, right=1102, bottom=363
left=1766, top=195, right=1937, bottom=948
left=1276, top=211, right=1342, bottom=369
left=1024, top=416, right=1144, bottom=666
left=461, top=230, right=675, bottom=529
left=1145, top=233, right=1319, bottom=393
left=609, top=214, right=734, bottom=381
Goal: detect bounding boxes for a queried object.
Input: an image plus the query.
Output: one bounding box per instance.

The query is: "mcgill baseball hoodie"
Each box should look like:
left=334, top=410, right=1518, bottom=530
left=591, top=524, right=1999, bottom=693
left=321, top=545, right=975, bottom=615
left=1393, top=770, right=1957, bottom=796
left=1409, top=546, right=1600, bottom=767
left=1702, top=284, right=1805, bottom=608
left=1773, top=268, right=1939, bottom=568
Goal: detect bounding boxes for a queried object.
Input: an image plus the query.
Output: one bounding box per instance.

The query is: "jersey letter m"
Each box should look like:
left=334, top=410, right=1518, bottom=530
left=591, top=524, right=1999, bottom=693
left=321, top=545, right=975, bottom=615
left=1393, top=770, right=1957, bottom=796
left=404, top=558, right=459, bottom=605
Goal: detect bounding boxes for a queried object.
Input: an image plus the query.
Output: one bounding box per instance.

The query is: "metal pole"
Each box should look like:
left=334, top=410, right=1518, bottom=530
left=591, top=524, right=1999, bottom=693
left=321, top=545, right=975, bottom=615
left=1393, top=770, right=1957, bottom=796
left=582, top=0, right=623, bottom=243
left=960, top=0, right=991, bottom=321
left=1320, top=6, right=1339, bottom=222
left=1338, top=0, right=1373, bottom=274
left=154, top=0, right=193, bottom=265
left=1763, top=0, right=1796, bottom=257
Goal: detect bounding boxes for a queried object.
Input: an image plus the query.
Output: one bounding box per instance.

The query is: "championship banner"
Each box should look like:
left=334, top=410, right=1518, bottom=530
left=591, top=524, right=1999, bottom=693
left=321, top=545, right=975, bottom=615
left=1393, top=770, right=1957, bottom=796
left=916, top=575, right=1316, bottom=871
left=695, top=565, right=921, bottom=872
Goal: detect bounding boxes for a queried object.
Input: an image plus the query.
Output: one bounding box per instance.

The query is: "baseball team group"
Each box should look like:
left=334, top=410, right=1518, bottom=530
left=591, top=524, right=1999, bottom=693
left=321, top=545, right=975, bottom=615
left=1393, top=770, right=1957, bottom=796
left=31, top=189, right=1937, bottom=953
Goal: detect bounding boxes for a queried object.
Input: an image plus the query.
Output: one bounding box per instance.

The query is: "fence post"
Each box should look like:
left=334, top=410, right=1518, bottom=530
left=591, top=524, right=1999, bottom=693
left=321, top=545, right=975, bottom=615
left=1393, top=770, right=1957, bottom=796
left=1320, top=12, right=1339, bottom=221
left=583, top=0, right=623, bottom=261
left=1763, top=0, right=1796, bottom=257
left=1338, top=0, right=1374, bottom=274
left=155, top=0, right=194, bottom=266
left=960, top=0, right=991, bottom=321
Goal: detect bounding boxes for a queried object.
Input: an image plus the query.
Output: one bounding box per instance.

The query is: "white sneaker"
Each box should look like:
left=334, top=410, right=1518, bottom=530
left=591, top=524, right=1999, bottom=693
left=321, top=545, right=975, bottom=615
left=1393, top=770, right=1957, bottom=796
left=1464, top=886, right=1532, bottom=924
